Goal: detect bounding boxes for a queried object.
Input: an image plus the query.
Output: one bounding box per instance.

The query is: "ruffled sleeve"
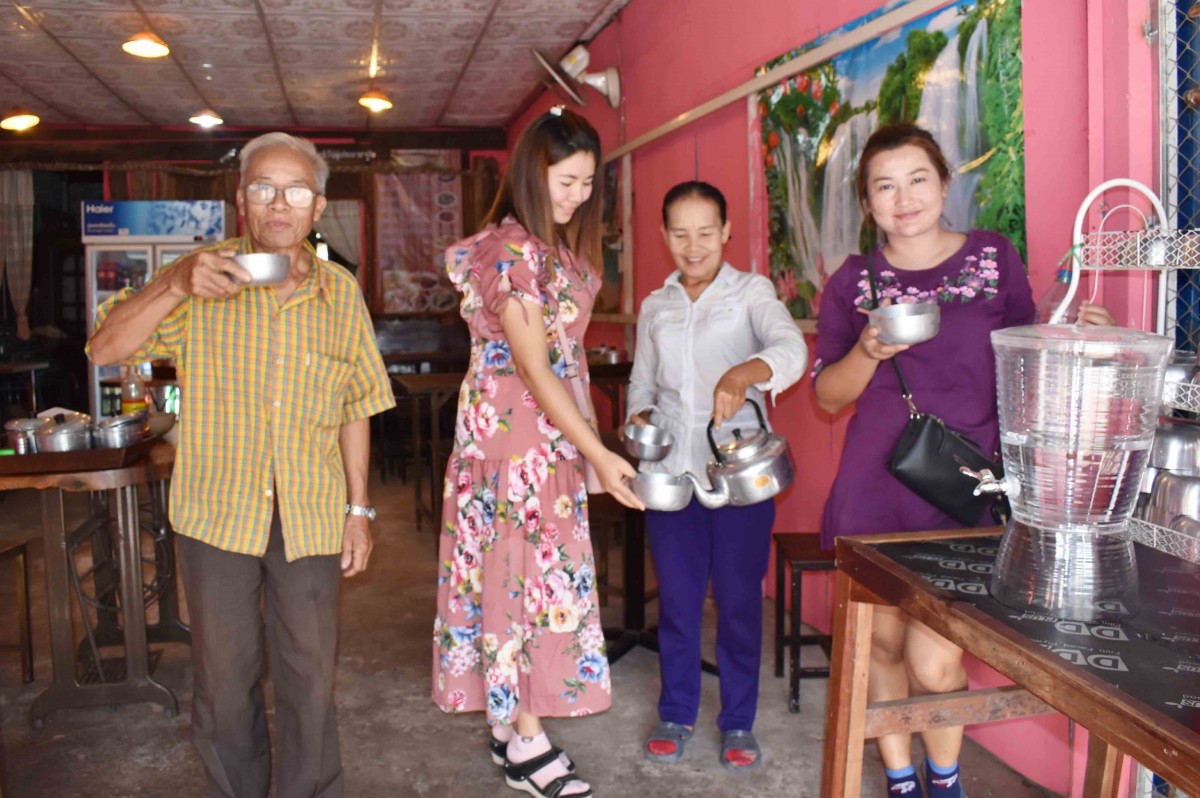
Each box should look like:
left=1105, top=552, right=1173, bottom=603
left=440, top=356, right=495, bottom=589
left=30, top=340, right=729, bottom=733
left=444, top=220, right=551, bottom=336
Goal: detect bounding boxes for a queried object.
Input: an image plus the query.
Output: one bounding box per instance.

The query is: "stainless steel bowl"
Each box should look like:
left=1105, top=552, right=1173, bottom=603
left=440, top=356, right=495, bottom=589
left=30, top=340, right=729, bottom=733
left=1150, top=417, right=1200, bottom=472
left=233, top=253, right=290, bottom=286
left=1145, top=470, right=1200, bottom=528
left=632, top=472, right=693, bottom=512
left=868, top=302, right=940, bottom=345
left=622, top=423, right=675, bottom=462
left=94, top=413, right=149, bottom=449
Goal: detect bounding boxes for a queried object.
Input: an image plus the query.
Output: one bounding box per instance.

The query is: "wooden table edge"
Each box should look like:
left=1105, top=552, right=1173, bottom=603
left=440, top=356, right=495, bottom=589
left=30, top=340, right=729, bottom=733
left=835, top=532, right=1200, bottom=791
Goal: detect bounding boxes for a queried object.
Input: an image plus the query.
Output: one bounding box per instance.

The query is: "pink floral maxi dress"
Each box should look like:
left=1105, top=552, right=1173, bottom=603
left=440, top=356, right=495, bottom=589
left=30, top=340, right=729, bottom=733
left=432, top=219, right=612, bottom=724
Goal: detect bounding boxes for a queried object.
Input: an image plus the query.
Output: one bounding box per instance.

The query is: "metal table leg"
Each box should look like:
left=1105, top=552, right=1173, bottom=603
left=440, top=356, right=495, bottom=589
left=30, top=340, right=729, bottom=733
left=30, top=486, right=178, bottom=727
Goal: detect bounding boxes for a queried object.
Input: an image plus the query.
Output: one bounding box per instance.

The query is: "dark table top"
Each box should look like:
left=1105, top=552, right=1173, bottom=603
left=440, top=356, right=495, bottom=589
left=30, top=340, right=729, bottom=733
left=0, top=361, right=49, bottom=375
left=873, top=536, right=1200, bottom=732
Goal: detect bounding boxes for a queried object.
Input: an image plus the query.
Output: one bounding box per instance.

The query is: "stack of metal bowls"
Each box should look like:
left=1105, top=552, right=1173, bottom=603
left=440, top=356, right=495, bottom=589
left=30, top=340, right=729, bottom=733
left=622, top=422, right=692, bottom=511
left=1141, top=416, right=1200, bottom=530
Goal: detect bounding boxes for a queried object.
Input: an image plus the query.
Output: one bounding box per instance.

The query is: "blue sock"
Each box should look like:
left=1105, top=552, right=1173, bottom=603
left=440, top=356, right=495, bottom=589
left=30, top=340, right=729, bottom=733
left=925, top=758, right=962, bottom=798
left=885, top=765, right=919, bottom=795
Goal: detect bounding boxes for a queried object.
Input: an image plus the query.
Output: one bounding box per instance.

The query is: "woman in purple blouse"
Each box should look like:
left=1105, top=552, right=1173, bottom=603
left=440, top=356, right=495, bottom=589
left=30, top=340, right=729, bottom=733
left=812, top=124, right=1108, bottom=798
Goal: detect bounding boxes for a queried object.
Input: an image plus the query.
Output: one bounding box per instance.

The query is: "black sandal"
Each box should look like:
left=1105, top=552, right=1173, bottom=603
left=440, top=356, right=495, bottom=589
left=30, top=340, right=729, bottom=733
left=490, top=737, right=575, bottom=771
left=504, top=746, right=592, bottom=798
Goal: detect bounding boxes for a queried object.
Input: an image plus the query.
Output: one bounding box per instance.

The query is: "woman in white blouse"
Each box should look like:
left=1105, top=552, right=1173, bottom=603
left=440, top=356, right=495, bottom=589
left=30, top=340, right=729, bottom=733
left=627, top=181, right=807, bottom=770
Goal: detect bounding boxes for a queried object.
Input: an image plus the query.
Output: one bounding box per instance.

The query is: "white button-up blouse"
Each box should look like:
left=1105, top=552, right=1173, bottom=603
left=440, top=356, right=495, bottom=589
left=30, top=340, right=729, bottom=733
left=627, top=263, right=808, bottom=489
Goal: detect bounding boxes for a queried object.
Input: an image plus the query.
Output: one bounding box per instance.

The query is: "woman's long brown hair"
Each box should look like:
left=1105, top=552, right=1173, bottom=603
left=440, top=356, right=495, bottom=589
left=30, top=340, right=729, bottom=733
left=482, top=108, right=603, bottom=270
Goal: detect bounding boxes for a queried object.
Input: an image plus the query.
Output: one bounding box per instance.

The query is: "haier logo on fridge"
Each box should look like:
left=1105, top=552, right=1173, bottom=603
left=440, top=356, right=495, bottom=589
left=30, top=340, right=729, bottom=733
left=82, top=200, right=224, bottom=239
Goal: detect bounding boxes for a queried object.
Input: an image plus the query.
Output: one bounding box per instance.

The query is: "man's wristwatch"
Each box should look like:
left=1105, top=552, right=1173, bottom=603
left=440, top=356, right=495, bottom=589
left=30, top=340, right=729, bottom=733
left=346, top=504, right=377, bottom=521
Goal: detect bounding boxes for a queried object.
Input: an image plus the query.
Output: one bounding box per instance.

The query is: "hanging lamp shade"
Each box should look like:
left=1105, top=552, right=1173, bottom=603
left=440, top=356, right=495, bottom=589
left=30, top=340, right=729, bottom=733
left=188, top=107, right=223, bottom=128
left=122, top=31, right=169, bottom=58
left=0, top=107, right=40, bottom=131
left=358, top=89, right=393, bottom=113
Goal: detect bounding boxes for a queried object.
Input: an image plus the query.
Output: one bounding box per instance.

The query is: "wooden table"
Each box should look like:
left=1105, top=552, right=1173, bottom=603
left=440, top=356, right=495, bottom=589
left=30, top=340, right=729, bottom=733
left=382, top=350, right=470, bottom=373
left=821, top=528, right=1200, bottom=797
left=0, top=361, right=49, bottom=415
left=391, top=372, right=462, bottom=531
left=0, top=442, right=188, bottom=726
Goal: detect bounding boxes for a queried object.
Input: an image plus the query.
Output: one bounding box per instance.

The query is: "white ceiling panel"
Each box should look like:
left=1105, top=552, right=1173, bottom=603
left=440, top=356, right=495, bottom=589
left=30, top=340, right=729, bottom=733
left=0, top=0, right=628, bottom=131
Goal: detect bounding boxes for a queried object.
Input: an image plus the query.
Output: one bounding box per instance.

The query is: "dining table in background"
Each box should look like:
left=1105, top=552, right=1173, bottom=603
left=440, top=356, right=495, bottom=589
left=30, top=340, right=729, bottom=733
left=0, top=361, right=50, bottom=417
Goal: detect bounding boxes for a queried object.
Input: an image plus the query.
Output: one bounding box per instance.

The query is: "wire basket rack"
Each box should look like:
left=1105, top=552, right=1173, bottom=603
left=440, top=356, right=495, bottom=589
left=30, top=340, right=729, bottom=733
left=1077, top=229, right=1200, bottom=271
left=1127, top=518, right=1200, bottom=564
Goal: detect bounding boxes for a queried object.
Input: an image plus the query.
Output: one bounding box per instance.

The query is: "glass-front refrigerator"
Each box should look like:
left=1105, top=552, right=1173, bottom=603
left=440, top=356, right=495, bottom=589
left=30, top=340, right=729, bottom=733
left=83, top=200, right=227, bottom=417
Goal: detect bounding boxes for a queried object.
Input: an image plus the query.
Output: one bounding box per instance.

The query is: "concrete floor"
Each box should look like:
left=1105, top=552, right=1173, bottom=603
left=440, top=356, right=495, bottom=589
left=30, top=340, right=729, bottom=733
left=0, top=469, right=1059, bottom=797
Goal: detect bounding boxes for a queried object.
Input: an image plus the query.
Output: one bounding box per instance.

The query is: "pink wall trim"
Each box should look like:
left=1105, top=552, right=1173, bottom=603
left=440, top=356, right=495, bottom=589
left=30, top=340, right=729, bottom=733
left=509, top=1, right=1162, bottom=794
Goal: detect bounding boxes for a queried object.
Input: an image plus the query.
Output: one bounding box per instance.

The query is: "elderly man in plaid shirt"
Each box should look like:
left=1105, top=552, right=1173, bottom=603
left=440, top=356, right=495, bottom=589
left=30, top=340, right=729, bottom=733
left=88, top=132, right=394, bottom=798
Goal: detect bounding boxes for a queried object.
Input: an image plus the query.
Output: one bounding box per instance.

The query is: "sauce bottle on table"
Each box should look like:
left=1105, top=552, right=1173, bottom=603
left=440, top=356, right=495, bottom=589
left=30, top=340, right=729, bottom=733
left=120, top=367, right=149, bottom=417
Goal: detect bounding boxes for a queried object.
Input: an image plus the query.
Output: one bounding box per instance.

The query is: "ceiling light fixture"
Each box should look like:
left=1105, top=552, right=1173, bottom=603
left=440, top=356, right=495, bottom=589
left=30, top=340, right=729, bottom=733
left=122, top=30, right=169, bottom=58
left=188, top=107, right=223, bottom=128
left=358, top=89, right=393, bottom=113
left=0, top=107, right=40, bottom=131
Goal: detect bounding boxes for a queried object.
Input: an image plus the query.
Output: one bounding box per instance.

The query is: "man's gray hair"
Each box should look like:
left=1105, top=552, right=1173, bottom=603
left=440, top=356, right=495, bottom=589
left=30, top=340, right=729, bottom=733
left=239, top=132, right=330, bottom=193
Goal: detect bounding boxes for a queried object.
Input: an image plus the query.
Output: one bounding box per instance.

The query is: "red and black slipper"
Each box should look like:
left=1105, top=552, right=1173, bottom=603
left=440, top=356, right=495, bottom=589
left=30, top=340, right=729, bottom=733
left=720, top=729, right=762, bottom=771
left=644, top=721, right=694, bottom=764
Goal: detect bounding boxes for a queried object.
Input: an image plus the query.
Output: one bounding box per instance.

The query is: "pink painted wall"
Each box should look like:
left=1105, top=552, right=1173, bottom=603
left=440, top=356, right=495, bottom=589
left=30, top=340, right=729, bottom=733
left=510, top=1, right=1161, bottom=794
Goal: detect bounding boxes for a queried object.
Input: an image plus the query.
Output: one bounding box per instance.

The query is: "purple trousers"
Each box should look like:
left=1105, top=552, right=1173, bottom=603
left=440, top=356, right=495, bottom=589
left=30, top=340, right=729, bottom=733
left=646, top=496, right=775, bottom=732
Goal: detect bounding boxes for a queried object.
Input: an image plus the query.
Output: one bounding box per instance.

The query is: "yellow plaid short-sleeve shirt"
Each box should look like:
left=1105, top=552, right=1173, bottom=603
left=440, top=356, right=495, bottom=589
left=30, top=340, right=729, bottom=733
left=88, top=236, right=396, bottom=560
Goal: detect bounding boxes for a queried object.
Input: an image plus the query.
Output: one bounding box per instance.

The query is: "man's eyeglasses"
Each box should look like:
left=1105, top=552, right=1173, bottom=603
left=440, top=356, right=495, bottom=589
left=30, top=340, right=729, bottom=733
left=245, top=183, right=318, bottom=208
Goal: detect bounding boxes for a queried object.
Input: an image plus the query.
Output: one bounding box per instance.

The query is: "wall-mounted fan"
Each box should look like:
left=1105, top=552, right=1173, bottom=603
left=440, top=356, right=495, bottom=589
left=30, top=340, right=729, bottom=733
left=531, top=45, right=621, bottom=108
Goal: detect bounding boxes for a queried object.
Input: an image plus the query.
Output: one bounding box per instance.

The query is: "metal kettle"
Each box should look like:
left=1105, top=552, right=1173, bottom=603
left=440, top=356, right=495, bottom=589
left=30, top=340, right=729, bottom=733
left=683, top=399, right=795, bottom=509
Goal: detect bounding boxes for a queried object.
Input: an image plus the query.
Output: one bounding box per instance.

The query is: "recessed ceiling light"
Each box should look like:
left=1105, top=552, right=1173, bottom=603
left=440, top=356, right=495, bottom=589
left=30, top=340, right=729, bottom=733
left=188, top=108, right=223, bottom=128
left=0, top=107, right=40, bottom=131
left=122, top=31, right=169, bottom=58
left=358, top=89, right=393, bottom=113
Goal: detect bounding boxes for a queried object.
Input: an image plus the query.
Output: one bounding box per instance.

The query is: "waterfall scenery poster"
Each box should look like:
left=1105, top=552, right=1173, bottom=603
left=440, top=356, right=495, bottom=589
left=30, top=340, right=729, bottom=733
left=758, top=0, right=1024, bottom=318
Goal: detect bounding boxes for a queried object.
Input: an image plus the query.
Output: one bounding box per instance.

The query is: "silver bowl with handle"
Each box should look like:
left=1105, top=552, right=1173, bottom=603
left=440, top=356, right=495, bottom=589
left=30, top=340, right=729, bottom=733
left=622, top=423, right=675, bottom=462
left=868, top=302, right=940, bottom=345
left=632, top=472, right=693, bottom=512
left=233, top=253, right=290, bottom=286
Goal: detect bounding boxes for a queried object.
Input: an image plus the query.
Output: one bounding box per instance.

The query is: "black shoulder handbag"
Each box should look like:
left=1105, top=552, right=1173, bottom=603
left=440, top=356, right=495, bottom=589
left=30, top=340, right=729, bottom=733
left=864, top=253, right=1004, bottom=526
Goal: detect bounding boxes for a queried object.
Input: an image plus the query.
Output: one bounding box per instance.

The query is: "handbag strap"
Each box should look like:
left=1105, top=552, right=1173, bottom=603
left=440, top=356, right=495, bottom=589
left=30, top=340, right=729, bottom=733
left=553, top=315, right=593, bottom=424
left=863, top=252, right=919, bottom=417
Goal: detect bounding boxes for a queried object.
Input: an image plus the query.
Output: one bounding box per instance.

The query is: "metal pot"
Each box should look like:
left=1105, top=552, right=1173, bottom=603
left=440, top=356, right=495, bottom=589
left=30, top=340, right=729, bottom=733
left=683, top=399, right=795, bottom=509
left=34, top=416, right=92, bottom=452
left=632, top=472, right=693, bottom=511
left=4, top=417, right=50, bottom=454
left=94, top=413, right=148, bottom=449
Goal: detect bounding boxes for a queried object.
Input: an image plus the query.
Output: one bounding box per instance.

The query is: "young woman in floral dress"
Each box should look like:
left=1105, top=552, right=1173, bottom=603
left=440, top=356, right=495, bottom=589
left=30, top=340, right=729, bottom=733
left=813, top=123, right=1111, bottom=798
left=432, top=107, right=643, bottom=798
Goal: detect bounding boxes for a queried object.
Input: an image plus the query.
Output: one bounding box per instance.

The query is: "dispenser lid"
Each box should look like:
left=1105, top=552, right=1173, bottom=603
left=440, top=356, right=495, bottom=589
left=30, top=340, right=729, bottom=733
left=991, top=324, right=1172, bottom=359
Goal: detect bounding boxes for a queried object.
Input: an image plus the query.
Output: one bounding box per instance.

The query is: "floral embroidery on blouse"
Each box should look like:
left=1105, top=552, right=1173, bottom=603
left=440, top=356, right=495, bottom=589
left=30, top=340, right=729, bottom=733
left=853, top=246, right=1001, bottom=309
left=809, top=357, right=825, bottom=380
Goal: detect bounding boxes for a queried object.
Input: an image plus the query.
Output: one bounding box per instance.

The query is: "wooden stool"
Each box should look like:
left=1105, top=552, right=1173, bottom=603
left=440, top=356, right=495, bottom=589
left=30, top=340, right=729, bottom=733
left=773, top=532, right=835, bottom=713
left=0, top=539, right=34, bottom=684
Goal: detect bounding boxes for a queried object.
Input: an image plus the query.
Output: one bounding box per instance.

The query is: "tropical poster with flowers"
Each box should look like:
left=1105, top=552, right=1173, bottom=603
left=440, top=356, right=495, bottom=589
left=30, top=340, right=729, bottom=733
left=757, top=0, right=1025, bottom=318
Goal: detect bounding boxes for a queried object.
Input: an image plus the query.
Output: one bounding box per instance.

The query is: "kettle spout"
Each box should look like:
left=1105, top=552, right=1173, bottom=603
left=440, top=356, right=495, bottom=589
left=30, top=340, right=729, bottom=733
left=683, top=472, right=730, bottom=509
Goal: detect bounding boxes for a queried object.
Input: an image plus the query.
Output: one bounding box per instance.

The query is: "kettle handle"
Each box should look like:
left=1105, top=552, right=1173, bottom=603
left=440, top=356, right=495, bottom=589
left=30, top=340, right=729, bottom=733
left=706, top=398, right=768, bottom=464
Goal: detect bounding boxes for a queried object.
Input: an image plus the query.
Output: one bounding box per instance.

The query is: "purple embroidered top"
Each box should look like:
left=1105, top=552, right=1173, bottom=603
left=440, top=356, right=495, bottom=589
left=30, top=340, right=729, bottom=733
left=813, top=230, right=1035, bottom=548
